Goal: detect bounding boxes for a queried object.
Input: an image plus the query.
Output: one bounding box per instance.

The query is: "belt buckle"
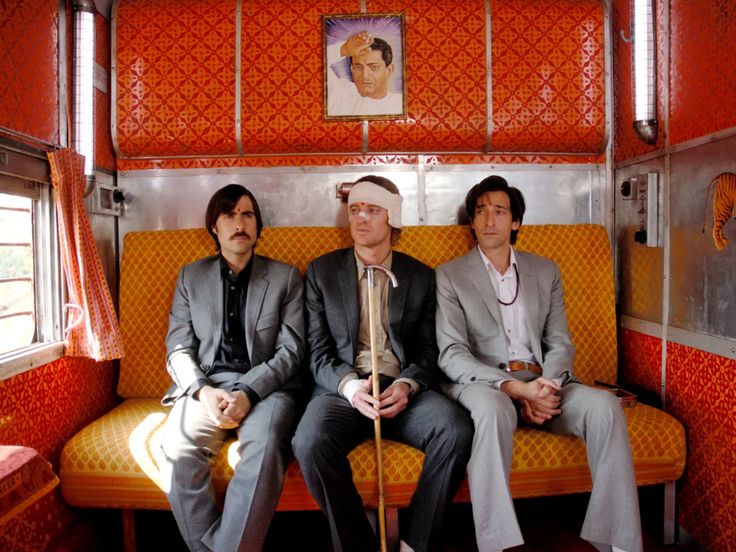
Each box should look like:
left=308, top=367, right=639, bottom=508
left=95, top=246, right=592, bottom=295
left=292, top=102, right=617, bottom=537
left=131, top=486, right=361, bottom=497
left=506, top=360, right=526, bottom=372
left=507, top=360, right=541, bottom=376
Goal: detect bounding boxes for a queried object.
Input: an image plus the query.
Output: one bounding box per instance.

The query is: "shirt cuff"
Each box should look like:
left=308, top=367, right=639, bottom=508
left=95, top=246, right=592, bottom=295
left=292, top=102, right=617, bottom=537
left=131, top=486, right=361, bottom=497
left=337, top=372, right=359, bottom=397
left=493, top=376, right=515, bottom=390
left=188, top=378, right=209, bottom=398
left=233, top=383, right=261, bottom=406
left=394, top=377, right=419, bottom=396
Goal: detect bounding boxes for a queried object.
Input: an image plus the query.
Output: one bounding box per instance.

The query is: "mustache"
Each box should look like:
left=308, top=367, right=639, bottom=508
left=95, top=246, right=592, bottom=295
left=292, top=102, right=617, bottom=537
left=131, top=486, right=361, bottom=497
left=229, top=231, right=251, bottom=240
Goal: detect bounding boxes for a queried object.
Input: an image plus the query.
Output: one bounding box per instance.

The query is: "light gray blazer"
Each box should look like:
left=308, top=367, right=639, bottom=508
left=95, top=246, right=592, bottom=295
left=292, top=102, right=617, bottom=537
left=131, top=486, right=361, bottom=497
left=435, top=247, right=575, bottom=400
left=164, top=254, right=304, bottom=404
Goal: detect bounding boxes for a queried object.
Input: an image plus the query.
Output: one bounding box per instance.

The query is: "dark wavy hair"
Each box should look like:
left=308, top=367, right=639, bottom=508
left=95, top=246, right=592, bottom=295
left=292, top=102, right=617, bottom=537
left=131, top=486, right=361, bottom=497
left=348, top=36, right=393, bottom=67
left=205, top=184, right=263, bottom=251
left=464, top=175, right=525, bottom=245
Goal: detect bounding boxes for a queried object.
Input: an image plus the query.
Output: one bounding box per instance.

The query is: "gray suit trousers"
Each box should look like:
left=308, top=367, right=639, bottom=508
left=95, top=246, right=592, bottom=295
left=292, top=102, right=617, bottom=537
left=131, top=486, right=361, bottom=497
left=160, top=390, right=297, bottom=552
left=456, top=383, right=642, bottom=552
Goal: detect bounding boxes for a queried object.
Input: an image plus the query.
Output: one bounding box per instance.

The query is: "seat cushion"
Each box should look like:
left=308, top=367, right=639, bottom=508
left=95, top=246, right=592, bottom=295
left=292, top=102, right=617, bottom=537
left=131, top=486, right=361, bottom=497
left=60, top=399, right=685, bottom=510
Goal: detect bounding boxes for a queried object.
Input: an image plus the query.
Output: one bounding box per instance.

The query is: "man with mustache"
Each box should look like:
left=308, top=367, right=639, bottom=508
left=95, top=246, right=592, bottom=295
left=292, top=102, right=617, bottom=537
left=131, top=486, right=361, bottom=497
left=160, top=184, right=305, bottom=552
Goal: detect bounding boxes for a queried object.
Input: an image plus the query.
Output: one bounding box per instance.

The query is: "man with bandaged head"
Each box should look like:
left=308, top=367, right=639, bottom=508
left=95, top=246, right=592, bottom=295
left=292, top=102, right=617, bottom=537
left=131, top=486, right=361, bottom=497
left=292, top=175, right=472, bottom=552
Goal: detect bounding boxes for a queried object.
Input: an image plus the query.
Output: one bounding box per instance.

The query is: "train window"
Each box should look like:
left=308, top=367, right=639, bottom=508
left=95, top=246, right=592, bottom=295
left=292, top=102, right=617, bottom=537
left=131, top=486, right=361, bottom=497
left=0, top=192, right=35, bottom=352
left=0, top=149, right=64, bottom=380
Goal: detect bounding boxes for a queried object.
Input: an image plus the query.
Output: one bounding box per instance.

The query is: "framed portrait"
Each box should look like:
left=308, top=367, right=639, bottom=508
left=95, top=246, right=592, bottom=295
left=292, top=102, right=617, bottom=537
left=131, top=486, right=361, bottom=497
left=322, top=13, right=407, bottom=120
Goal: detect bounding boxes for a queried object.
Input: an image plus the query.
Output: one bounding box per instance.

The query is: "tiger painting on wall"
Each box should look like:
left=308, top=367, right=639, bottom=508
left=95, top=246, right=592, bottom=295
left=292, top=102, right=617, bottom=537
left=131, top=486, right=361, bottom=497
left=703, top=172, right=736, bottom=252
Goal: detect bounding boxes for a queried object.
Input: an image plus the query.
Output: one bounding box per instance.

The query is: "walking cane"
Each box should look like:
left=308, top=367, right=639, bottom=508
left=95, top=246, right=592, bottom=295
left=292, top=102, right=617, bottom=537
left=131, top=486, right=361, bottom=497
left=364, top=264, right=398, bottom=552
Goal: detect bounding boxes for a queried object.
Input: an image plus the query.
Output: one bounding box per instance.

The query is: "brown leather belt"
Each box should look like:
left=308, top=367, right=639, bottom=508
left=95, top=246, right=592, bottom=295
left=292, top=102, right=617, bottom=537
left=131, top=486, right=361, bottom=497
left=506, top=361, right=542, bottom=376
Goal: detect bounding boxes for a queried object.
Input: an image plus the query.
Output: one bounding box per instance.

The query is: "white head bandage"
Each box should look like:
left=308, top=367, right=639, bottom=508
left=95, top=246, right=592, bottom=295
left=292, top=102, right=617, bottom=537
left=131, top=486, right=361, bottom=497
left=348, top=181, right=403, bottom=229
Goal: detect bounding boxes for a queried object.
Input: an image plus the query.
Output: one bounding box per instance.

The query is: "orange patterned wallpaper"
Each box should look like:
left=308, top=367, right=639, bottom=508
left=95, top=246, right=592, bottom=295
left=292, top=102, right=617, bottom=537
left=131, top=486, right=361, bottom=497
left=116, top=152, right=604, bottom=171
left=666, top=342, right=736, bottom=551
left=114, top=0, right=239, bottom=157
left=241, top=0, right=364, bottom=154
left=619, top=327, right=661, bottom=396
left=614, top=0, right=736, bottom=159
left=95, top=11, right=115, bottom=171
left=669, top=1, right=736, bottom=145
left=612, top=0, right=667, bottom=163
left=0, top=357, right=117, bottom=550
left=114, top=0, right=606, bottom=160
left=366, top=0, right=487, bottom=153
left=620, top=329, right=736, bottom=552
left=490, top=0, right=605, bottom=153
left=0, top=0, right=59, bottom=146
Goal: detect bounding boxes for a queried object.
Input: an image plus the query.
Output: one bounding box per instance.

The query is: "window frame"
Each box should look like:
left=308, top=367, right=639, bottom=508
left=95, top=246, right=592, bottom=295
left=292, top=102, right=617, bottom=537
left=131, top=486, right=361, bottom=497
left=0, top=145, right=65, bottom=381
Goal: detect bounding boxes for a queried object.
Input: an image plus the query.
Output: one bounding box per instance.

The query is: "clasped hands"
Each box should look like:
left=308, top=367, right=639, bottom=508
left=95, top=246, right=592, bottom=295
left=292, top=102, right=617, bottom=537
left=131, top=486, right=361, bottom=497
left=502, top=377, right=562, bottom=425
left=345, top=378, right=412, bottom=420
left=196, top=385, right=251, bottom=429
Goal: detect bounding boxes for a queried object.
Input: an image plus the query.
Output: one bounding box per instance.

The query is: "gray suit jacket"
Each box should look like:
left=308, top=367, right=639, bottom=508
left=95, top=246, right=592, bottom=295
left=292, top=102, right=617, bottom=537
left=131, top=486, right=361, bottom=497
left=435, top=247, right=575, bottom=400
left=164, top=254, right=304, bottom=403
left=305, top=248, right=439, bottom=395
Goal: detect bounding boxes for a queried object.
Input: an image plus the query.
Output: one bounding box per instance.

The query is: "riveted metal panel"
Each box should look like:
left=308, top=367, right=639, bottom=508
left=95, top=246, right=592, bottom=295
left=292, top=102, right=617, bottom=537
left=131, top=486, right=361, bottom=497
left=117, top=167, right=420, bottom=242
left=614, top=159, right=666, bottom=323
left=669, top=137, right=736, bottom=340
left=423, top=165, right=604, bottom=226
left=117, top=164, right=603, bottom=248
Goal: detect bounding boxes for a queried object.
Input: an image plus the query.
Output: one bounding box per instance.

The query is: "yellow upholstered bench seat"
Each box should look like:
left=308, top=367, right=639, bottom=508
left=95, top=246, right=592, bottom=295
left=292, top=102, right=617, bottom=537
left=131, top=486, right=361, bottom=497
left=60, top=224, right=686, bottom=548
left=60, top=399, right=685, bottom=510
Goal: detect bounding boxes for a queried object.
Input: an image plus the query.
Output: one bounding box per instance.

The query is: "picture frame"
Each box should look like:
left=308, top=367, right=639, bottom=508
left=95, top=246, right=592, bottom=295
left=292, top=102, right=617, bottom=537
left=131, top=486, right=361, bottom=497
left=322, top=13, right=407, bottom=121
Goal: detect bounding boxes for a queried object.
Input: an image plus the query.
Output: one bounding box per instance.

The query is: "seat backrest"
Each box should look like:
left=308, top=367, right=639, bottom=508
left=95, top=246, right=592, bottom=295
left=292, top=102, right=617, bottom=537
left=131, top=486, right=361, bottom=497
left=117, top=224, right=615, bottom=398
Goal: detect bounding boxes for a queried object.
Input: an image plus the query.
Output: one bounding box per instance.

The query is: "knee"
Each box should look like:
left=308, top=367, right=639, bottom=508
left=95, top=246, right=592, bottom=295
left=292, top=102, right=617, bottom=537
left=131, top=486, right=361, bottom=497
left=238, top=425, right=292, bottom=464
left=448, top=409, right=474, bottom=451
left=292, top=424, right=335, bottom=465
left=583, top=389, right=625, bottom=432
left=268, top=411, right=298, bottom=456
left=160, top=432, right=208, bottom=468
left=161, top=426, right=192, bottom=459
left=470, top=391, right=517, bottom=435
left=430, top=408, right=474, bottom=460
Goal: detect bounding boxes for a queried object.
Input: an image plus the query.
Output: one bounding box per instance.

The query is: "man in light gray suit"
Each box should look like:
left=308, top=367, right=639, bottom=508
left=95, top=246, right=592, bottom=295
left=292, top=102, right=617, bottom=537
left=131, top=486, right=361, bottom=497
left=435, top=176, right=642, bottom=552
left=160, top=184, right=304, bottom=552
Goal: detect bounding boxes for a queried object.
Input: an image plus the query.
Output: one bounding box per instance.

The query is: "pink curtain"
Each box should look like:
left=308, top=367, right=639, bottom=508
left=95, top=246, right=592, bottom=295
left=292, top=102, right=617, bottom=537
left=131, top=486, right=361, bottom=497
left=47, top=149, right=124, bottom=361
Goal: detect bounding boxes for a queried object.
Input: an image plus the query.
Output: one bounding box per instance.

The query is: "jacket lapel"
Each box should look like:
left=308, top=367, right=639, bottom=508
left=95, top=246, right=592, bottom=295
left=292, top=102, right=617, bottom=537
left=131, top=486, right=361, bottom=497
left=338, top=249, right=360, bottom=357
left=245, top=255, right=268, bottom=359
left=206, top=259, right=224, bottom=349
left=387, top=253, right=407, bottom=363
left=516, top=252, right=542, bottom=355
left=467, top=249, right=504, bottom=328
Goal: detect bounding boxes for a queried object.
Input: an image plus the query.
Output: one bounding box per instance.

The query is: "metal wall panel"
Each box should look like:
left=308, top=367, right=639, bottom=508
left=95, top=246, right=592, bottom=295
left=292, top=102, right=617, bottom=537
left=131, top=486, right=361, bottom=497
left=614, top=159, right=665, bottom=323
left=117, top=168, right=420, bottom=239
left=117, top=165, right=603, bottom=245
left=424, top=166, right=604, bottom=226
left=84, top=172, right=119, bottom=309
left=669, top=138, right=736, bottom=340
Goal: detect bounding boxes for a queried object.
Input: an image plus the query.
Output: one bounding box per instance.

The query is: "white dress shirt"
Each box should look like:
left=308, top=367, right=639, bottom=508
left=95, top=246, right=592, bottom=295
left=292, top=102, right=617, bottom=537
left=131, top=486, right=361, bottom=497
left=478, top=246, right=537, bottom=365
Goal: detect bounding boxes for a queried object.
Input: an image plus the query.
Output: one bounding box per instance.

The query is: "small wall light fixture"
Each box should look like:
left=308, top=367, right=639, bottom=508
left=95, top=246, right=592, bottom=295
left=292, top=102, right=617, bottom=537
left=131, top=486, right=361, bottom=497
left=336, top=182, right=354, bottom=202
left=73, top=0, right=96, bottom=191
left=632, top=0, right=658, bottom=144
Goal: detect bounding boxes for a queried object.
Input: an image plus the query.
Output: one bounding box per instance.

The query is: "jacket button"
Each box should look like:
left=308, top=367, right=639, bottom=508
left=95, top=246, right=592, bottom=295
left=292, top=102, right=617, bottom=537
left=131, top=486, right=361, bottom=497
left=470, top=376, right=476, bottom=382
left=499, top=363, right=507, bottom=370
